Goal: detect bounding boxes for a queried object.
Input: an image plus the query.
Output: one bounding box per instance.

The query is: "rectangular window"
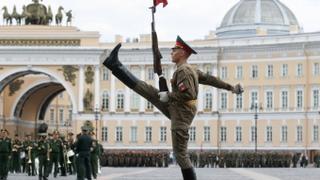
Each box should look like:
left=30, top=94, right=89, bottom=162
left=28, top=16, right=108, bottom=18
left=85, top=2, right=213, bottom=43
left=59, top=109, right=64, bottom=125
left=68, top=109, right=72, bottom=122
left=236, top=94, right=243, bottom=110
left=147, top=67, right=154, bottom=80
left=205, top=92, right=213, bottom=109
left=236, top=126, right=242, bottom=142
left=281, top=91, right=288, bottom=110
left=281, top=126, right=288, bottom=143
left=189, top=127, right=196, bottom=142
left=116, top=127, right=123, bottom=142
left=297, top=90, right=303, bottom=109
left=101, top=127, right=108, bottom=142
left=251, top=65, right=258, bottom=78
left=117, top=93, right=124, bottom=109
left=146, top=101, right=153, bottom=110
left=250, top=91, right=258, bottom=109
left=236, top=65, right=243, bottom=79
left=204, top=126, right=210, bottom=142
left=220, top=92, right=227, bottom=110
left=313, top=89, right=319, bottom=109
left=266, top=126, right=272, bottom=142
left=251, top=126, right=256, bottom=142
left=267, top=64, right=273, bottom=78
left=313, top=125, right=319, bottom=142
left=266, top=91, right=273, bottom=109
left=297, top=64, right=303, bottom=77
left=130, top=92, right=139, bottom=110
left=220, top=127, right=227, bottom=142
left=281, top=64, right=288, bottom=77
left=205, top=65, right=212, bottom=75
left=131, top=126, right=137, bottom=143
left=102, top=68, right=109, bottom=81
left=50, top=109, right=54, bottom=124
left=314, top=63, right=320, bottom=76
left=145, top=127, right=152, bottom=142
left=221, top=66, right=228, bottom=79
left=102, top=92, right=109, bottom=110
left=297, top=126, right=303, bottom=142
left=160, top=126, right=167, bottom=142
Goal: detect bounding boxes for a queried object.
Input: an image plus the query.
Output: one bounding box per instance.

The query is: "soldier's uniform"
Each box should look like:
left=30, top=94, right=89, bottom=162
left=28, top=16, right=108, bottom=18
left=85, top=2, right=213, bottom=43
left=103, top=36, right=243, bottom=180
left=50, top=130, right=62, bottom=178
left=89, top=132, right=99, bottom=179
left=11, top=134, right=22, bottom=173
left=75, top=121, right=93, bottom=180
left=36, top=123, right=50, bottom=180
left=0, top=129, right=11, bottom=180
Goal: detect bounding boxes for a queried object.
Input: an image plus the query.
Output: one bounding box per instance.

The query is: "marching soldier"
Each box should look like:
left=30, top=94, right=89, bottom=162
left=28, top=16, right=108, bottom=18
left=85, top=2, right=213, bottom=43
left=24, top=133, right=36, bottom=176
left=67, top=132, right=76, bottom=175
left=89, top=131, right=99, bottom=179
left=37, top=123, right=50, bottom=180
left=11, top=134, right=22, bottom=173
left=50, top=130, right=62, bottom=178
left=75, top=121, right=93, bottom=180
left=0, top=129, right=11, bottom=180
left=59, top=134, right=67, bottom=176
left=103, top=36, right=243, bottom=180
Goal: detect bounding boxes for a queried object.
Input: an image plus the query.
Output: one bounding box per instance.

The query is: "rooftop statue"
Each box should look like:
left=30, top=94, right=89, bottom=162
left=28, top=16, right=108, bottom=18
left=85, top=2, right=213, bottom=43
left=25, top=0, right=49, bottom=25
left=2, top=6, right=12, bottom=25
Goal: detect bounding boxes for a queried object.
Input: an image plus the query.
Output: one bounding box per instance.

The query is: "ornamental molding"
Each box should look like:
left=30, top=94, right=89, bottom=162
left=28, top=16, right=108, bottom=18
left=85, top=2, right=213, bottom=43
left=0, top=39, right=80, bottom=46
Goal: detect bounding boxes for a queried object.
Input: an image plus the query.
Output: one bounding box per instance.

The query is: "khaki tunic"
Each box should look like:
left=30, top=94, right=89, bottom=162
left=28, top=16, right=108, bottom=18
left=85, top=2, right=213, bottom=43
left=168, top=63, right=198, bottom=130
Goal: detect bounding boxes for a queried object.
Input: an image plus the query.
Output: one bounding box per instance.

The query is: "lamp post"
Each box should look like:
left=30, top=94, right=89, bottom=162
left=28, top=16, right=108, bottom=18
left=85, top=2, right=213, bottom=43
left=94, top=106, right=99, bottom=140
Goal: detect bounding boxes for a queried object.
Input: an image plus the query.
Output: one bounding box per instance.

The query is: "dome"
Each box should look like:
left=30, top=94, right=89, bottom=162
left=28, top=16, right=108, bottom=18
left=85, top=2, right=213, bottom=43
left=216, top=0, right=301, bottom=37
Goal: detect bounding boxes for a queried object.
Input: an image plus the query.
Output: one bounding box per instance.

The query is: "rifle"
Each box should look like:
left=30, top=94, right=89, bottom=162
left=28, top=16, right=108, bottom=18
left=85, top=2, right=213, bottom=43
left=151, top=1, right=168, bottom=92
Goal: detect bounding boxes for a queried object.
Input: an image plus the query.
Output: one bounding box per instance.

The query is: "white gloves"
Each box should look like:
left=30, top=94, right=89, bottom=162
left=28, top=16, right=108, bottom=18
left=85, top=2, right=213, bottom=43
left=232, top=83, right=244, bottom=94
left=158, top=91, right=169, bottom=102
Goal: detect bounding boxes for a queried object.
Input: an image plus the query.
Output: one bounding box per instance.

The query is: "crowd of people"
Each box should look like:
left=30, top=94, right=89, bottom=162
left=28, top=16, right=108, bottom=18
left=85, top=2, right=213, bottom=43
left=0, top=123, right=104, bottom=180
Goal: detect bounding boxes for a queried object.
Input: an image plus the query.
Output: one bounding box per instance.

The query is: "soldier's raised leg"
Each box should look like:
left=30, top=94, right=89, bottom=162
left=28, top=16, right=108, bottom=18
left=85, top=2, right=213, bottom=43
left=102, top=43, right=170, bottom=118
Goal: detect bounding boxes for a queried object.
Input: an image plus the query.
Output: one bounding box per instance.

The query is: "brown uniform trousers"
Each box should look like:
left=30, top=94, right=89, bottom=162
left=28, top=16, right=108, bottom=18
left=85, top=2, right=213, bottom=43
left=134, top=63, right=233, bottom=169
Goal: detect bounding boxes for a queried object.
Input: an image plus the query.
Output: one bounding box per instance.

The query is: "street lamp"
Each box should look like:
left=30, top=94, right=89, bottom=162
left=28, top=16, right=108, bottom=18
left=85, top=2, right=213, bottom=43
left=94, top=105, right=100, bottom=140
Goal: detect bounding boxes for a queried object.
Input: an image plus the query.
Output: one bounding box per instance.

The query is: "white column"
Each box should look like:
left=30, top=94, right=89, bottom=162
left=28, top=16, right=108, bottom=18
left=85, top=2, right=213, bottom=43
left=78, top=65, right=84, bottom=112
left=110, top=74, right=116, bottom=113
left=153, top=74, right=160, bottom=113
left=94, top=65, right=100, bottom=110
left=197, top=65, right=204, bottom=112
left=212, top=64, right=218, bottom=112
left=139, top=65, right=145, bottom=113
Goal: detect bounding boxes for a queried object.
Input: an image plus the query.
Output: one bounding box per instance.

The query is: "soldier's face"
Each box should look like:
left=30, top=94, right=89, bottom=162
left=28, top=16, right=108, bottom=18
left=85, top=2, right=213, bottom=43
left=171, top=48, right=184, bottom=64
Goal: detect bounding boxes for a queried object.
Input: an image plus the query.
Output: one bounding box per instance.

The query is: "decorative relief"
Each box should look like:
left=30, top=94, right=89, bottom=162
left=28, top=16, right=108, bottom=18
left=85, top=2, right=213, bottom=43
left=58, top=65, right=78, bottom=86
left=0, top=39, right=80, bottom=46
left=83, top=89, right=93, bottom=112
left=85, top=66, right=94, bottom=84
left=9, top=79, right=24, bottom=96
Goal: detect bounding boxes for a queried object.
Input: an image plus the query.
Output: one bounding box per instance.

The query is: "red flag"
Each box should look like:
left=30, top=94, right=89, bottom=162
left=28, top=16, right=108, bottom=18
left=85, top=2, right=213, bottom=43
left=154, top=0, right=168, bottom=7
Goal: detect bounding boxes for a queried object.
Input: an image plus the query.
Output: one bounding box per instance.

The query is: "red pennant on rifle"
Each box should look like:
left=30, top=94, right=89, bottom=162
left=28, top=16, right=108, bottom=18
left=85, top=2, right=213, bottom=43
left=154, top=0, right=168, bottom=7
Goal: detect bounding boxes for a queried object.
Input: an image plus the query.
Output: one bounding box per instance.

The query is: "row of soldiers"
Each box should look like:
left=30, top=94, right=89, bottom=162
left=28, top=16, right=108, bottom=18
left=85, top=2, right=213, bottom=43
left=102, top=150, right=170, bottom=167
left=189, top=151, right=320, bottom=168
left=0, top=127, right=103, bottom=180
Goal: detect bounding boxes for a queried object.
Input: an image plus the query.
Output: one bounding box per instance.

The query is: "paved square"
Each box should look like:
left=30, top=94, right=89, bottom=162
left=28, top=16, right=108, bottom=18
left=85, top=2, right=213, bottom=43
left=7, top=166, right=320, bottom=180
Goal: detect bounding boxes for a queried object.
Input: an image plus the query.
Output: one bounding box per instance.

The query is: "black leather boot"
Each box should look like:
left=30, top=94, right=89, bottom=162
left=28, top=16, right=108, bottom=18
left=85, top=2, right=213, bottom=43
left=181, top=168, right=197, bottom=180
left=103, top=43, right=139, bottom=89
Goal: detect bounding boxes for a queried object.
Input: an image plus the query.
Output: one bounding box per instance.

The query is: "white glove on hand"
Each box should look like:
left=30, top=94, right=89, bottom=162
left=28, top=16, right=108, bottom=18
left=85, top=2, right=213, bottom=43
left=158, top=91, right=169, bottom=102
left=232, top=83, right=244, bottom=94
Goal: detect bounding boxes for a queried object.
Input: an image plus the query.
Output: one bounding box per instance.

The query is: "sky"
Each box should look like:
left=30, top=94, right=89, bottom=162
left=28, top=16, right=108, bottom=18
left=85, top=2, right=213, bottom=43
left=1, top=0, right=320, bottom=42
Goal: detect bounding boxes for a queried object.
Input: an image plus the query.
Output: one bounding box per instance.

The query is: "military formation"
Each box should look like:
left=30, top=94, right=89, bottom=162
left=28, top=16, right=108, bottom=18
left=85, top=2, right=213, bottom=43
left=0, top=122, right=103, bottom=180
left=188, top=151, right=320, bottom=168
left=102, top=150, right=170, bottom=167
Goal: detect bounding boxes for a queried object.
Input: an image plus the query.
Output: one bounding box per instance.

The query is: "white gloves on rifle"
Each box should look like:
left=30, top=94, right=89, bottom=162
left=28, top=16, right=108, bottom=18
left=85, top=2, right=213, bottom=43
left=232, top=83, right=244, bottom=94
left=158, top=91, right=169, bottom=102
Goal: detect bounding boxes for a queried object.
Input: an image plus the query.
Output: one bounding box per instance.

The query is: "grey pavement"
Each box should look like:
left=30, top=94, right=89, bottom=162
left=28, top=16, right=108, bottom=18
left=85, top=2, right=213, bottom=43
left=6, top=166, right=320, bottom=180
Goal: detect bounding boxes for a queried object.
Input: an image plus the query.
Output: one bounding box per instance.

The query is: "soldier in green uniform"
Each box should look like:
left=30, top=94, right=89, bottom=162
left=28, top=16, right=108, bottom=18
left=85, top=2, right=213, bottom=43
left=67, top=132, right=76, bottom=175
left=50, top=130, right=62, bottom=178
left=11, top=134, right=22, bottom=173
left=75, top=121, right=93, bottom=180
left=103, top=36, right=243, bottom=180
left=37, top=123, right=50, bottom=180
left=0, top=129, right=11, bottom=180
left=89, top=131, right=99, bottom=179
